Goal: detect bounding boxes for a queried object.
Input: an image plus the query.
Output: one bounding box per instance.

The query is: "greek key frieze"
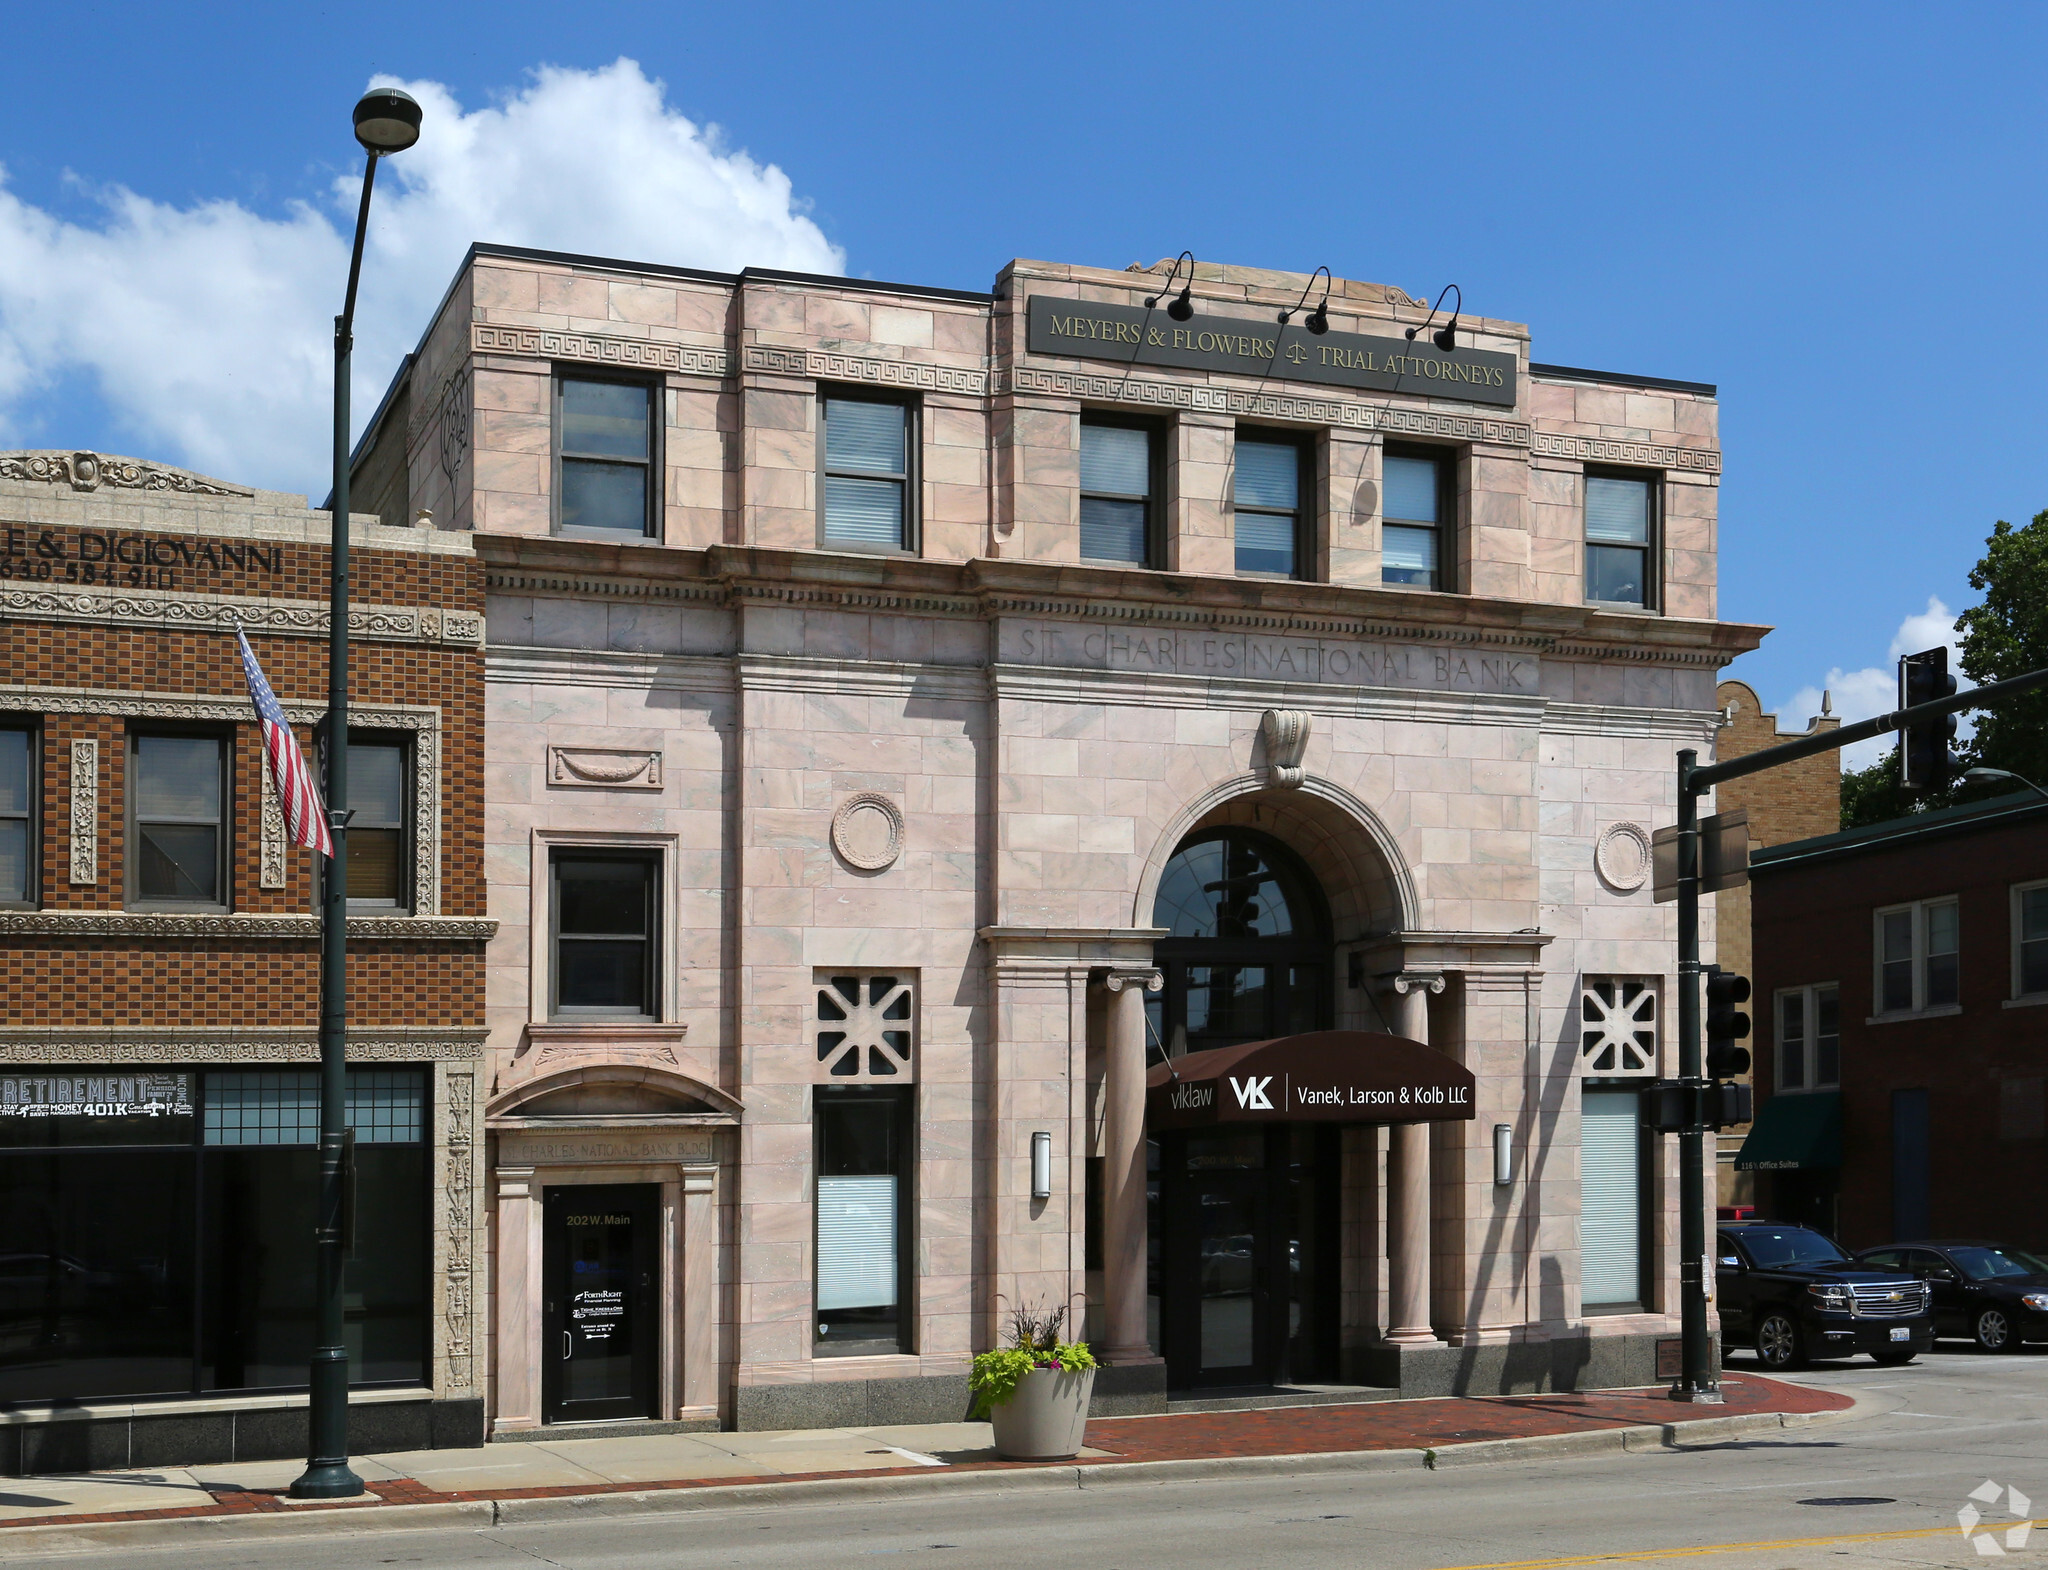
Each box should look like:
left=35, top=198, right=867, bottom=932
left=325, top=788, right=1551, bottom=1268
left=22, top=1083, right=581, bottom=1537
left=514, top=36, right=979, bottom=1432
left=472, top=324, right=728, bottom=379
left=742, top=344, right=989, bottom=395
left=1530, top=431, right=1721, bottom=474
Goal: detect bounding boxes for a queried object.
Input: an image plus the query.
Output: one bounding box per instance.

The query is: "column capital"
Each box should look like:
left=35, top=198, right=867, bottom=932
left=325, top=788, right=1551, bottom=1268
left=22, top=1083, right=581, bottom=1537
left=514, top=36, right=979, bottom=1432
left=1380, top=969, right=1446, bottom=997
left=1092, top=964, right=1162, bottom=994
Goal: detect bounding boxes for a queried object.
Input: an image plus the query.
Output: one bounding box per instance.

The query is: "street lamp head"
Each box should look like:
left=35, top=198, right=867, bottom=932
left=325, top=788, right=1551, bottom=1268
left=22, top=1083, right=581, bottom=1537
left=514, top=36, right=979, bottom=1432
left=1966, top=767, right=2020, bottom=786
left=353, top=87, right=422, bottom=155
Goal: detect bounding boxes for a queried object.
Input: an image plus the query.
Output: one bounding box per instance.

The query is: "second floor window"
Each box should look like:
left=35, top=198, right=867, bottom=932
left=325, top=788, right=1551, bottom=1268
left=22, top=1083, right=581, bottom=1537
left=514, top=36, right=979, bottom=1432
left=1381, top=449, right=1444, bottom=589
left=1585, top=473, right=1655, bottom=608
left=0, top=728, right=33, bottom=907
left=346, top=737, right=408, bottom=910
left=1234, top=438, right=1305, bottom=578
left=557, top=377, right=654, bottom=538
left=1777, top=984, right=1840, bottom=1091
left=551, top=851, right=658, bottom=1019
left=2016, top=883, right=2048, bottom=998
left=1079, top=422, right=1154, bottom=567
left=1876, top=897, right=1959, bottom=1015
left=821, top=398, right=912, bottom=550
left=131, top=733, right=226, bottom=909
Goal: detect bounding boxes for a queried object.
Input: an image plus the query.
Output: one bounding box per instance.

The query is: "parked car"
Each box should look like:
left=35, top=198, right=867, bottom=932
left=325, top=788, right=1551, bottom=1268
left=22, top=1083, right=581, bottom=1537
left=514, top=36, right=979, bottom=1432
left=1716, top=1222, right=1934, bottom=1370
left=1854, top=1241, right=2048, bottom=1352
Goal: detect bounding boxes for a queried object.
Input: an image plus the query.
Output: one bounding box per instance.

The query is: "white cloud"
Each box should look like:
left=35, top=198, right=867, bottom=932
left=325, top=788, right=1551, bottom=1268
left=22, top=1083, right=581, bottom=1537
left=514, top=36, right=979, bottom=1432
left=0, top=59, right=842, bottom=495
left=1782, top=595, right=1968, bottom=769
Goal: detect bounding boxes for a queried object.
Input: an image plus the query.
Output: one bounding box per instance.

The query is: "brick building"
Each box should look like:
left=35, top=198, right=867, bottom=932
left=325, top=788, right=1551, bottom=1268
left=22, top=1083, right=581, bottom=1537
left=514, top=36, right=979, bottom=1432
left=1745, top=791, right=2048, bottom=1248
left=0, top=452, right=490, bottom=1472
left=338, top=246, right=1765, bottom=1433
left=1709, top=679, right=1838, bottom=1205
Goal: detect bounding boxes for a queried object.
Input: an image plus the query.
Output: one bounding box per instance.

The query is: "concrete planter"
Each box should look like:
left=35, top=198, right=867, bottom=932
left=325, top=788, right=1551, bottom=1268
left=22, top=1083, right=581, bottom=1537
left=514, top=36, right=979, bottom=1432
left=990, top=1365, right=1096, bottom=1460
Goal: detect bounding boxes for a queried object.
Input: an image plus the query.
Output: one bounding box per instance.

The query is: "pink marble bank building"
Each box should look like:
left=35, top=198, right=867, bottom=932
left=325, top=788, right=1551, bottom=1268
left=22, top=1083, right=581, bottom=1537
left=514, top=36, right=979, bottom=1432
left=348, top=247, right=1765, bottom=1433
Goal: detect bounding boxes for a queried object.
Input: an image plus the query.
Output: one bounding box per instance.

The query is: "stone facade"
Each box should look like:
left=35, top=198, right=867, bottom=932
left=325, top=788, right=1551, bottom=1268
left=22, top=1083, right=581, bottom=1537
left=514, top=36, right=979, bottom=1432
left=0, top=459, right=490, bottom=1472
left=349, top=249, right=1767, bottom=1429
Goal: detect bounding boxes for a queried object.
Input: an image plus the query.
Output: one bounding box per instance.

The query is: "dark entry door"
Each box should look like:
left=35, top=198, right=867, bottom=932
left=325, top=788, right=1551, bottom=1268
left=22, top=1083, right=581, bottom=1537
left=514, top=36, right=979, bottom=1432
left=543, top=1184, right=658, bottom=1424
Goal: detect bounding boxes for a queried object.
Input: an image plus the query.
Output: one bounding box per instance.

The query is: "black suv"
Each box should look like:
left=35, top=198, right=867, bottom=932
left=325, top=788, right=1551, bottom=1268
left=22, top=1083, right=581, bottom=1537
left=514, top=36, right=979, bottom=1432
left=1717, top=1222, right=1934, bottom=1369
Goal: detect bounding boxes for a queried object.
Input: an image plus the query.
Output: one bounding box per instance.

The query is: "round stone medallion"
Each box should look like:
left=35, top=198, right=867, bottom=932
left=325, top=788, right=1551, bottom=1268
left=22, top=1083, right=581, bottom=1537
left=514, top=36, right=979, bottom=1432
left=1595, top=821, right=1653, bottom=893
left=831, top=792, right=903, bottom=871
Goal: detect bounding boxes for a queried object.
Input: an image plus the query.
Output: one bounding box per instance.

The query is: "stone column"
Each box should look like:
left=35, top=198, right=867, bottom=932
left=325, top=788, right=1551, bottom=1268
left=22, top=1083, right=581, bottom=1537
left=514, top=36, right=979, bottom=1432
left=1097, top=964, right=1162, bottom=1364
left=680, top=1164, right=718, bottom=1415
left=492, top=1165, right=541, bottom=1430
left=1383, top=972, right=1444, bottom=1345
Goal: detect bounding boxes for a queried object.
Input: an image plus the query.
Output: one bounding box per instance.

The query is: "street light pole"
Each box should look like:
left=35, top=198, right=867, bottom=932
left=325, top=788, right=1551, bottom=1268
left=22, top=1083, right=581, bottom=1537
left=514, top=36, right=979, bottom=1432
left=291, top=84, right=422, bottom=1503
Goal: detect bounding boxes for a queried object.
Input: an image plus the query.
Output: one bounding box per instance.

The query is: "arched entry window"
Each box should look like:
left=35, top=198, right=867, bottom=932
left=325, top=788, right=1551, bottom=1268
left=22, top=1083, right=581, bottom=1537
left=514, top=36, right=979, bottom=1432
left=1149, top=829, right=1332, bottom=1057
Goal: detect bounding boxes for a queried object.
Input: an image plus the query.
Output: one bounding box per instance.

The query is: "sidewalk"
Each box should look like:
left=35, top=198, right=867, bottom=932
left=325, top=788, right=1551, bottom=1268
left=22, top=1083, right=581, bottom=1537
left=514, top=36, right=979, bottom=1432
left=0, top=1374, right=1854, bottom=1551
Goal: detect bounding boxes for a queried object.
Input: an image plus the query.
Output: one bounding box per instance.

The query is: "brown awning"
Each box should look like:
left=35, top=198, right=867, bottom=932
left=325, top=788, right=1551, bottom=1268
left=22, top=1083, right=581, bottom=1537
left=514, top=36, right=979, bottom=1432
left=1145, top=1030, right=1475, bottom=1129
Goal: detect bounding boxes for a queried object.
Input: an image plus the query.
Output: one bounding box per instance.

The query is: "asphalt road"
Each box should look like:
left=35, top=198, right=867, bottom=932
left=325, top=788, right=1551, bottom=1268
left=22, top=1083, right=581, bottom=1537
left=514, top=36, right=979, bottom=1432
left=15, top=1345, right=2047, bottom=1570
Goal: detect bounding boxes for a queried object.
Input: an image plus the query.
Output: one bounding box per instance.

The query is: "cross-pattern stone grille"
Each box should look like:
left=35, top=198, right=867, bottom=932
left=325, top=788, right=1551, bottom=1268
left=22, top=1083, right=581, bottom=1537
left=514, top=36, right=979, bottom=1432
left=816, top=973, right=914, bottom=1081
left=1581, top=978, right=1658, bottom=1077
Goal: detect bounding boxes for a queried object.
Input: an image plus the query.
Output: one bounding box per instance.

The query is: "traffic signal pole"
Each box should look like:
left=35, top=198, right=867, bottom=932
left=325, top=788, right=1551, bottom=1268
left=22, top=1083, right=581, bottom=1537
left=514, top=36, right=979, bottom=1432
left=1668, top=658, right=2048, bottom=1401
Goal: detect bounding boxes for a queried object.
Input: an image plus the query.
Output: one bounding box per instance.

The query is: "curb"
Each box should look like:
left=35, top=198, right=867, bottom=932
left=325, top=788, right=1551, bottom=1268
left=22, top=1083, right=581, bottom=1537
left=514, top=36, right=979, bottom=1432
left=0, top=1399, right=1866, bottom=1558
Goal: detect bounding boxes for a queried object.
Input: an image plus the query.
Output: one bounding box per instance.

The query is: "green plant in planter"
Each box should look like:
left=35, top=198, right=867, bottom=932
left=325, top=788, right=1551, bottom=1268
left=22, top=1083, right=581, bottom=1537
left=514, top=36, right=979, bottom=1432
left=969, top=1300, right=1097, bottom=1417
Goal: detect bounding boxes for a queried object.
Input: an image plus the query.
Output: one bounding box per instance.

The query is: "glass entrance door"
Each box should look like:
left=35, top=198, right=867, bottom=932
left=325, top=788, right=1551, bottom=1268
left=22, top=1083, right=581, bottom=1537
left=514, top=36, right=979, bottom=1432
left=542, top=1184, right=658, bottom=1424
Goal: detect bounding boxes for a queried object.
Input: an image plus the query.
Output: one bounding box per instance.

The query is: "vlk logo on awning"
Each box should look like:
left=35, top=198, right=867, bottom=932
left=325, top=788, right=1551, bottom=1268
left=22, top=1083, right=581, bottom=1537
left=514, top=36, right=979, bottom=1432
left=1229, top=1075, right=1275, bottom=1111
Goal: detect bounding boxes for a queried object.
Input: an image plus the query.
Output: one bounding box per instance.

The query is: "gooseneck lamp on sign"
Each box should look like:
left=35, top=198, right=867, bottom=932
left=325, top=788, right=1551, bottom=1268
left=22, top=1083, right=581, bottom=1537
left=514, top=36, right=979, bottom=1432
left=1405, top=284, right=1462, bottom=353
left=292, top=82, right=422, bottom=1505
left=1145, top=250, right=1197, bottom=322
left=1277, top=266, right=1333, bottom=336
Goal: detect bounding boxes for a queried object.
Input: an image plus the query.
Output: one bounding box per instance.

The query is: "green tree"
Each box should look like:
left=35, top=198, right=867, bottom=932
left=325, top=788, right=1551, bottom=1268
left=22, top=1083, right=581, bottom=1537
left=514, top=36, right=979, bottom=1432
left=1840, top=508, right=2048, bottom=830
left=1955, top=508, right=2048, bottom=786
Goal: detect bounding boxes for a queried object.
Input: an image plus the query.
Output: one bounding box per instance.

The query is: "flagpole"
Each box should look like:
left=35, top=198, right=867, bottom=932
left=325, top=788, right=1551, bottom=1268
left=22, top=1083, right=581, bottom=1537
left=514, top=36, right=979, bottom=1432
left=292, top=85, right=422, bottom=1503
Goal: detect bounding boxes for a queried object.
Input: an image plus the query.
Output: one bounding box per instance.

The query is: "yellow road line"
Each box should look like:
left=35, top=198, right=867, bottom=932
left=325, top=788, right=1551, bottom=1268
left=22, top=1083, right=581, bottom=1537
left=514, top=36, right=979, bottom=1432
left=1429, top=1516, right=2046, bottom=1570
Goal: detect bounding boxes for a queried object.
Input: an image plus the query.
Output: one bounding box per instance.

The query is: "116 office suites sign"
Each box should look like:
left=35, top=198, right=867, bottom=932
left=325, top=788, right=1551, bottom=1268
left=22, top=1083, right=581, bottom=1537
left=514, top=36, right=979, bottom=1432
left=1026, top=296, right=1518, bottom=408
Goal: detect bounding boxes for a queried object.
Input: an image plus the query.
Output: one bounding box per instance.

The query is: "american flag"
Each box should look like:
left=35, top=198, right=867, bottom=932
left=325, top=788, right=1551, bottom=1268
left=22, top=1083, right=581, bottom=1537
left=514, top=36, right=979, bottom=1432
left=235, top=627, right=334, bottom=859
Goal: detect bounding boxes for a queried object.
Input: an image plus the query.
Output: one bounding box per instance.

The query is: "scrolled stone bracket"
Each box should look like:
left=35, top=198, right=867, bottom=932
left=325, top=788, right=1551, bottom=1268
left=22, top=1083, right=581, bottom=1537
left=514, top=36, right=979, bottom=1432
left=1260, top=708, right=1312, bottom=788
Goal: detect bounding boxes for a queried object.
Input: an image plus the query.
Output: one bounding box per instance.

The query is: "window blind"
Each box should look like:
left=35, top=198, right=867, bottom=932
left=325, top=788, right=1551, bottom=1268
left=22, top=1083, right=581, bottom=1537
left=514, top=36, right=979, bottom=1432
left=1585, top=477, right=1650, bottom=544
left=1382, top=456, right=1440, bottom=523
left=1580, top=1089, right=1642, bottom=1307
left=816, top=1174, right=898, bottom=1311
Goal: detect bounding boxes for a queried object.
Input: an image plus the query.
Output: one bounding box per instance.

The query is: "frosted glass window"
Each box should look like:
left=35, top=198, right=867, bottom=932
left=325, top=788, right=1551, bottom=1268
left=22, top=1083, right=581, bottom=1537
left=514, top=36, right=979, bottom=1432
left=1234, top=439, right=1301, bottom=577
left=1580, top=1088, right=1644, bottom=1309
left=816, top=1176, right=898, bottom=1310
left=558, top=379, right=653, bottom=537
left=0, top=729, right=29, bottom=905
left=822, top=400, right=910, bottom=549
left=205, top=1069, right=425, bottom=1146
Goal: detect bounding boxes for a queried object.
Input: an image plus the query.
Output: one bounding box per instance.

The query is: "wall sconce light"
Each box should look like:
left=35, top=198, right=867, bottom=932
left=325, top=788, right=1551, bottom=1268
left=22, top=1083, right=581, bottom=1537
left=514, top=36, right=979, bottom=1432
left=1405, top=284, right=1462, bottom=353
left=1278, top=266, right=1332, bottom=336
left=1493, top=1123, right=1514, bottom=1186
left=1145, top=250, right=1196, bottom=322
left=1031, top=1131, right=1052, bottom=1200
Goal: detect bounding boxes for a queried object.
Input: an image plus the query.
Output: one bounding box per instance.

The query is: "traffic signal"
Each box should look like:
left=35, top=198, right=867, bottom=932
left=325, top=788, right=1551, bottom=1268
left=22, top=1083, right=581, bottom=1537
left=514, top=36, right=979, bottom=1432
left=1704, top=1080, right=1752, bottom=1130
left=1704, top=965, right=1752, bottom=1079
left=1898, top=646, right=1959, bottom=795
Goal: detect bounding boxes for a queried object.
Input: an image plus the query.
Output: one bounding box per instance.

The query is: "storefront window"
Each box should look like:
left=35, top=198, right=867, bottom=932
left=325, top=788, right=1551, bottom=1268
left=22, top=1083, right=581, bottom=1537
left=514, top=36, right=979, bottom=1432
left=0, top=1068, right=429, bottom=1405
left=1580, top=1085, right=1649, bottom=1312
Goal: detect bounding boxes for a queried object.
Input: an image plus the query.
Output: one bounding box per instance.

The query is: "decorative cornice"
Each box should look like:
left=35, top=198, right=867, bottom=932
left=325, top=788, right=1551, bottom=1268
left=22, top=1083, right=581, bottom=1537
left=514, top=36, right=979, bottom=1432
left=487, top=645, right=732, bottom=694
left=0, top=584, right=481, bottom=647
left=0, top=451, right=252, bottom=497
left=737, top=652, right=986, bottom=702
left=992, top=367, right=1532, bottom=448
left=473, top=323, right=728, bottom=379
left=0, top=686, right=436, bottom=726
left=744, top=344, right=988, bottom=396
left=1530, top=431, right=1720, bottom=476
left=0, top=912, right=493, bottom=940
left=0, top=1025, right=488, bottom=1062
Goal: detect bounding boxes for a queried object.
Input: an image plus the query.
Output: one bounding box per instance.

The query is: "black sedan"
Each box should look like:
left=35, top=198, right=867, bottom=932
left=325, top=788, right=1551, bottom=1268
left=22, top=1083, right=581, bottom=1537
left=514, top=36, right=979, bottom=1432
left=1854, top=1240, right=2048, bottom=1352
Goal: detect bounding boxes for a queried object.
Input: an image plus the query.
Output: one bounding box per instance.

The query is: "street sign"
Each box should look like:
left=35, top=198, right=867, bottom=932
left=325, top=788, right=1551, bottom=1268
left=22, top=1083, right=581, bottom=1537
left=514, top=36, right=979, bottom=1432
left=1651, top=808, right=1750, bottom=902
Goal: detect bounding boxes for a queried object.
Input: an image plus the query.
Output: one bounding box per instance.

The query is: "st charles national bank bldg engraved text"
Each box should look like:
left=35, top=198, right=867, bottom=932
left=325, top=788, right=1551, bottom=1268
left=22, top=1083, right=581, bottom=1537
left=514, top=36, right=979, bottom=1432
left=0, top=247, right=1754, bottom=1466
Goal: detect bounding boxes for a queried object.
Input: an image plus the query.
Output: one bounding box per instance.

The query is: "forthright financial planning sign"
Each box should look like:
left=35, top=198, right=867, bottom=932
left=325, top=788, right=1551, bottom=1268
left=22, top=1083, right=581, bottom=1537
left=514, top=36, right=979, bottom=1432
left=1026, top=296, right=1519, bottom=408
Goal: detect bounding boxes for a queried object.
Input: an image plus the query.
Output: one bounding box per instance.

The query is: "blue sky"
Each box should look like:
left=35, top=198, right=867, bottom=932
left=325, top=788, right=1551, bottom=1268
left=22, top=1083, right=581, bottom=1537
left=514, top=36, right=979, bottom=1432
left=0, top=2, right=2040, bottom=741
